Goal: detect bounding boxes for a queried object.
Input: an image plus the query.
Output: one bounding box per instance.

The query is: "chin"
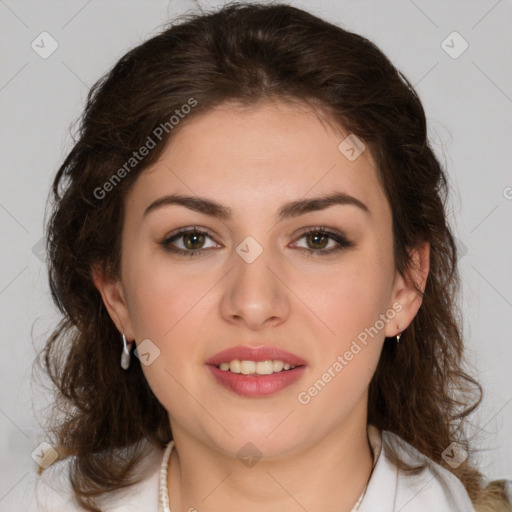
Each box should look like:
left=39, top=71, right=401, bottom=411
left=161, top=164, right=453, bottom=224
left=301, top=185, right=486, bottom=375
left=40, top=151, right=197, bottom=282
left=204, top=422, right=308, bottom=461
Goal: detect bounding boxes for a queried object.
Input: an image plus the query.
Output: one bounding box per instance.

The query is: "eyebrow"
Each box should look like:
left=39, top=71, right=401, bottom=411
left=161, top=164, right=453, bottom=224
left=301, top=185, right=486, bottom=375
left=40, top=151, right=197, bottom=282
left=143, top=191, right=370, bottom=221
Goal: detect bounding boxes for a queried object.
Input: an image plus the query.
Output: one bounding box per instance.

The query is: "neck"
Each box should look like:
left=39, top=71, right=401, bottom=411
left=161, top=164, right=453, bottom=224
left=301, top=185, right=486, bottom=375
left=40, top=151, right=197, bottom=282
left=167, top=402, right=374, bottom=512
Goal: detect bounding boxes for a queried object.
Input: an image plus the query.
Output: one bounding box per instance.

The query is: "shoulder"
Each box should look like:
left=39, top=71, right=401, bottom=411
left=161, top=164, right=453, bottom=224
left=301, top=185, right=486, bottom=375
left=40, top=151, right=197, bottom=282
left=0, top=443, right=164, bottom=512
left=0, top=455, right=83, bottom=512
left=383, top=430, right=476, bottom=511
left=361, top=428, right=476, bottom=512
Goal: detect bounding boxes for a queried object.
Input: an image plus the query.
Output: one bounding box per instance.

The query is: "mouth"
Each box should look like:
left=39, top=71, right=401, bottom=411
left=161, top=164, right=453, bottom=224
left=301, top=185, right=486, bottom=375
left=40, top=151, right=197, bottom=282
left=205, top=345, right=307, bottom=397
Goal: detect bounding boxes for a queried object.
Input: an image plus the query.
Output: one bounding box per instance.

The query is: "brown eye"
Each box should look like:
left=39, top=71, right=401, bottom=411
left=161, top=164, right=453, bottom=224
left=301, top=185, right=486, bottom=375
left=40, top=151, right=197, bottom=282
left=292, top=227, right=354, bottom=257
left=305, top=232, right=330, bottom=250
left=182, top=231, right=206, bottom=250
left=161, top=227, right=219, bottom=256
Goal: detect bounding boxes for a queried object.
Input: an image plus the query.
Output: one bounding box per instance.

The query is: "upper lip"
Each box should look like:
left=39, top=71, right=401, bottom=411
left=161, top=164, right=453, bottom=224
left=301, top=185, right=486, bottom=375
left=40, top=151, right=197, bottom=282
left=206, top=345, right=308, bottom=367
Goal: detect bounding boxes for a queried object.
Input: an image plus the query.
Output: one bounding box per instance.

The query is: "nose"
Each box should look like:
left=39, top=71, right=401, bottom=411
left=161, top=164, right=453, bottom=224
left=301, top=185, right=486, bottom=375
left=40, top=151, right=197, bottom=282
left=220, top=241, right=290, bottom=330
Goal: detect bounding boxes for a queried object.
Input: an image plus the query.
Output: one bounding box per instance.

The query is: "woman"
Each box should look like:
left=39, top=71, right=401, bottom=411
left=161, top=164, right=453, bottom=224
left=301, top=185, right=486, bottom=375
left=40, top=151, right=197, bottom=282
left=8, top=2, right=511, bottom=511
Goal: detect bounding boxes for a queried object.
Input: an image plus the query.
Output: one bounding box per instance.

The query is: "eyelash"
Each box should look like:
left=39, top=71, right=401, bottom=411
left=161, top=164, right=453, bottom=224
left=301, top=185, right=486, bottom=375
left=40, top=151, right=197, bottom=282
left=160, top=225, right=354, bottom=258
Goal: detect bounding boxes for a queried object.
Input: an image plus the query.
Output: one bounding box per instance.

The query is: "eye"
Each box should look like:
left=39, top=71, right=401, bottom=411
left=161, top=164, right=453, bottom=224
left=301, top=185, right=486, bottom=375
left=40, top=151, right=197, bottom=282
left=160, top=227, right=220, bottom=256
left=290, top=227, right=354, bottom=257
left=160, top=226, right=354, bottom=258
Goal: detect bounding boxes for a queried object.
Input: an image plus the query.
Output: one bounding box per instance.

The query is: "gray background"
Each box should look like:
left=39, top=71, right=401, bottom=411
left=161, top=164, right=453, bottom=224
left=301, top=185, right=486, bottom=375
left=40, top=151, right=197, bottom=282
left=1, top=0, right=511, bottom=504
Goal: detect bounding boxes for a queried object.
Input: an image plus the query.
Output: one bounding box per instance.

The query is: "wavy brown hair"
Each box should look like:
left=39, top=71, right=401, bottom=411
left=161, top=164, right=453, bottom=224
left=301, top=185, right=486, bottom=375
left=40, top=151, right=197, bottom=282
left=40, top=2, right=510, bottom=511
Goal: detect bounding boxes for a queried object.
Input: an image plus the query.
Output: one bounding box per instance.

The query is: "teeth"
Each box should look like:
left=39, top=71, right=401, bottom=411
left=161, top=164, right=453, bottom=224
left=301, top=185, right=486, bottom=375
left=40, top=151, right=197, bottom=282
left=217, top=359, right=297, bottom=375
left=241, top=360, right=256, bottom=374
left=230, top=360, right=241, bottom=373
left=273, top=360, right=284, bottom=372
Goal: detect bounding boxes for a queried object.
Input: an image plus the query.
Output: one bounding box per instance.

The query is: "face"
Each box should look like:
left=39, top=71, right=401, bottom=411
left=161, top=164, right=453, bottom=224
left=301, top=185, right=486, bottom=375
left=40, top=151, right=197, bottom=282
left=96, top=100, right=425, bottom=458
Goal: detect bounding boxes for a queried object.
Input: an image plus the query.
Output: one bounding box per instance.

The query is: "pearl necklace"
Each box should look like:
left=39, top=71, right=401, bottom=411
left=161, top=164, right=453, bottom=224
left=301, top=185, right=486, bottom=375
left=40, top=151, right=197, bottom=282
left=158, top=440, right=368, bottom=512
left=159, top=441, right=174, bottom=512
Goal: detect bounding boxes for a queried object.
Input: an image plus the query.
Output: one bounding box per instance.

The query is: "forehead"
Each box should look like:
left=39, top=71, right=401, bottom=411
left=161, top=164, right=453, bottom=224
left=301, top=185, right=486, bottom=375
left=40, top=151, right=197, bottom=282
left=125, top=100, right=390, bottom=224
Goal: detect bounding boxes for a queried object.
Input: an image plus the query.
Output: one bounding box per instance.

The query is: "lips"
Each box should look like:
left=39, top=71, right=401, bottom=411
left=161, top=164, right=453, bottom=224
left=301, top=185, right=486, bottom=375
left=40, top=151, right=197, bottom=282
left=205, top=345, right=308, bottom=367
left=207, top=364, right=306, bottom=397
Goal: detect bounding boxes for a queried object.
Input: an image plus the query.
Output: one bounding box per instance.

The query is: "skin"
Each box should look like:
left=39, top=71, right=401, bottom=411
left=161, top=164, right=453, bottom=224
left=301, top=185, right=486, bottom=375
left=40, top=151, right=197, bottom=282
left=94, top=99, right=429, bottom=512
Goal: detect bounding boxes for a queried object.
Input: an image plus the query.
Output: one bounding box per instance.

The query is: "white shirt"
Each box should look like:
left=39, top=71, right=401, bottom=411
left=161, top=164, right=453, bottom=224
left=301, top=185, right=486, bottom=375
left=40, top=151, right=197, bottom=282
left=0, top=425, right=476, bottom=511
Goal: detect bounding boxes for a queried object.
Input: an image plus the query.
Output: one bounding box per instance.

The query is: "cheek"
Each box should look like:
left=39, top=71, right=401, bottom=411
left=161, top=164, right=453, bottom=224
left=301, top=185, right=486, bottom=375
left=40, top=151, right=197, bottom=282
left=294, top=246, right=394, bottom=398
left=122, top=260, right=209, bottom=410
left=123, top=251, right=204, bottom=340
left=305, top=247, right=394, bottom=338
left=294, top=261, right=392, bottom=419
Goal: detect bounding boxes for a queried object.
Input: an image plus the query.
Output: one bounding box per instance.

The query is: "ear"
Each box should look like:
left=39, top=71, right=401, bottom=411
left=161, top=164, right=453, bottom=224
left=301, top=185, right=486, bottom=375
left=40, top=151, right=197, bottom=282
left=384, top=240, right=430, bottom=338
left=91, top=264, right=135, bottom=341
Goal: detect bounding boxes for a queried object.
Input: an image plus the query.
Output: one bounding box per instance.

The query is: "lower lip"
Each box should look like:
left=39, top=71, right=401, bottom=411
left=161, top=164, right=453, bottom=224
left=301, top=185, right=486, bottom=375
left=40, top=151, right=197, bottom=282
left=206, top=365, right=306, bottom=398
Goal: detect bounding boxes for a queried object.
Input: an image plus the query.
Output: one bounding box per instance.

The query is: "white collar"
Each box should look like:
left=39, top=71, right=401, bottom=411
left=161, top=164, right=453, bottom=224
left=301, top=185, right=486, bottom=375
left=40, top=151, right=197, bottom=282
left=10, top=426, right=476, bottom=511
left=358, top=427, right=476, bottom=512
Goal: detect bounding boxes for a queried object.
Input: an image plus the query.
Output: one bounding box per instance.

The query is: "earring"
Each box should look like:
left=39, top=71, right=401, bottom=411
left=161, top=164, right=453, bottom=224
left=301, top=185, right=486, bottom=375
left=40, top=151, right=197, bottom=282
left=120, top=332, right=133, bottom=370
left=396, top=325, right=403, bottom=344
